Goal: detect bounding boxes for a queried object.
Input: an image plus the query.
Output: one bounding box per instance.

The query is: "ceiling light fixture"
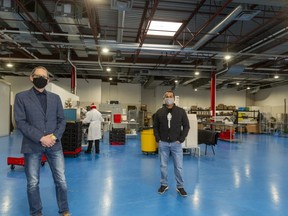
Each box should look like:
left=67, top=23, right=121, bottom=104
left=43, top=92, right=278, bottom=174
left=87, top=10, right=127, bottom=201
left=194, top=71, right=200, bottom=76
left=106, top=67, right=111, bottom=72
left=109, top=77, right=113, bottom=81
left=102, top=47, right=109, bottom=53
left=236, top=82, right=240, bottom=85
left=147, top=20, right=182, bottom=36
left=224, top=54, right=231, bottom=60
left=6, top=62, right=13, bottom=68
left=194, top=88, right=198, bottom=91
left=274, top=75, right=279, bottom=79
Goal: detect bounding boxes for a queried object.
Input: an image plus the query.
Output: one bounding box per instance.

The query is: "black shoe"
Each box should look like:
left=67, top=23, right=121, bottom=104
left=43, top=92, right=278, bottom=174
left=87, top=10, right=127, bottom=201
left=85, top=150, right=91, bottom=154
left=176, top=188, right=187, bottom=197
left=158, top=185, right=168, bottom=194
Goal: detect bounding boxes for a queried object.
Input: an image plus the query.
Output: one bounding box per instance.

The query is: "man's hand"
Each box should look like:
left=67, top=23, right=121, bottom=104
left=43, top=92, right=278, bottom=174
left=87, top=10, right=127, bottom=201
left=40, top=134, right=56, bottom=147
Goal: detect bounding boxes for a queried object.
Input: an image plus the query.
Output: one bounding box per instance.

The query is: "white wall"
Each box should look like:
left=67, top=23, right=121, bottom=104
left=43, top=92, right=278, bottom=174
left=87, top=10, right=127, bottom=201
left=3, top=76, right=32, bottom=104
left=3, top=75, right=288, bottom=119
left=254, top=85, right=288, bottom=116
left=3, top=76, right=141, bottom=110
left=0, top=80, right=11, bottom=136
left=46, top=83, right=79, bottom=107
left=141, top=86, right=247, bottom=114
left=102, top=82, right=141, bottom=108
left=55, top=78, right=102, bottom=107
left=3, top=76, right=78, bottom=105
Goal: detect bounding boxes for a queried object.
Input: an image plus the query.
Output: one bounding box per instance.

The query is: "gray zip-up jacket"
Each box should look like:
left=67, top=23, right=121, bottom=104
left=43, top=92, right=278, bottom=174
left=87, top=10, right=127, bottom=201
left=153, top=104, right=190, bottom=143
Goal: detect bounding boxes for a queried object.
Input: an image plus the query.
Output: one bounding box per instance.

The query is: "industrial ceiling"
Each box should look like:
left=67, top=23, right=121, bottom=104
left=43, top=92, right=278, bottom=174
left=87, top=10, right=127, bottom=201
left=1, top=0, right=288, bottom=92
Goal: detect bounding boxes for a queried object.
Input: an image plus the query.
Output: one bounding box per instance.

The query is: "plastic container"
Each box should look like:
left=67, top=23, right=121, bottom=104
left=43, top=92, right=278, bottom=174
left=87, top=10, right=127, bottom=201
left=141, top=128, right=157, bottom=153
left=113, top=114, right=122, bottom=123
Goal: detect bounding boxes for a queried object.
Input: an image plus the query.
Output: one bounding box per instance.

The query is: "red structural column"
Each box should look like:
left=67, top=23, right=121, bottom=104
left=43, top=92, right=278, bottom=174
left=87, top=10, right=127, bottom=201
left=71, top=66, right=76, bottom=94
left=210, top=70, right=216, bottom=122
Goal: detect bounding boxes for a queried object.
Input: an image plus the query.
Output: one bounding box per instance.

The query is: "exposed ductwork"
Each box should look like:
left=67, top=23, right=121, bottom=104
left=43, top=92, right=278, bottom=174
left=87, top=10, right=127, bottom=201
left=54, top=2, right=89, bottom=58
left=0, top=9, right=51, bottom=56
left=192, top=5, right=243, bottom=50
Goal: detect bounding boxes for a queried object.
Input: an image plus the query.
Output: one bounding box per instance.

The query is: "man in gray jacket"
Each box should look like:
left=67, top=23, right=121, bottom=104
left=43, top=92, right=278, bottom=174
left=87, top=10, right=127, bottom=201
left=14, top=66, right=70, bottom=216
left=153, top=90, right=190, bottom=196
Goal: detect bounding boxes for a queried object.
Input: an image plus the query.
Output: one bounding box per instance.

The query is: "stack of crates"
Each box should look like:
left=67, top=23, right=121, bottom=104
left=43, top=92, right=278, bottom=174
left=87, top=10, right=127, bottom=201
left=109, top=128, right=126, bottom=145
left=61, top=121, right=82, bottom=152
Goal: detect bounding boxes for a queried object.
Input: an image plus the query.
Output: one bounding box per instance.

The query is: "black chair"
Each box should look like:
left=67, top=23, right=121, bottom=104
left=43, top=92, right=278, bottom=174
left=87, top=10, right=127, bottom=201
left=198, top=129, right=219, bottom=155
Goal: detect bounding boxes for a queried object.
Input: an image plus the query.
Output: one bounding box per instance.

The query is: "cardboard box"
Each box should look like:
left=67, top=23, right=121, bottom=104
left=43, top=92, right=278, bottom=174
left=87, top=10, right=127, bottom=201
left=246, top=124, right=259, bottom=133
left=238, top=126, right=246, bottom=133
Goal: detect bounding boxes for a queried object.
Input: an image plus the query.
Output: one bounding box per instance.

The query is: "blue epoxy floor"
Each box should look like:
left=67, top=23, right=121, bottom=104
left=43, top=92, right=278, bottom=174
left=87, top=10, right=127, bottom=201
left=1, top=130, right=288, bottom=216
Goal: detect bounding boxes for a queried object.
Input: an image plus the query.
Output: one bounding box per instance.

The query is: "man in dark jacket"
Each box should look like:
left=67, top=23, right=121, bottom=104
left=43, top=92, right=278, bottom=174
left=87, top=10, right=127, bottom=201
left=14, top=66, right=70, bottom=216
left=153, top=90, right=190, bottom=196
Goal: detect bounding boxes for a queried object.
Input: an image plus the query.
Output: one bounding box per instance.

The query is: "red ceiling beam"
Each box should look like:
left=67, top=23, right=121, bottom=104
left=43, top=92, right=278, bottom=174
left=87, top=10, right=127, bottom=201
left=171, top=0, right=207, bottom=46
left=133, top=0, right=159, bottom=64
left=14, top=0, right=61, bottom=54
left=84, top=0, right=101, bottom=57
left=166, top=0, right=233, bottom=65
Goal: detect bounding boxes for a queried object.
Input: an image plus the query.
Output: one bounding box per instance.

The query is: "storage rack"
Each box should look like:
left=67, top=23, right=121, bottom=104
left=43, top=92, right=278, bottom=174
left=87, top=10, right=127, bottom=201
left=61, top=121, right=82, bottom=157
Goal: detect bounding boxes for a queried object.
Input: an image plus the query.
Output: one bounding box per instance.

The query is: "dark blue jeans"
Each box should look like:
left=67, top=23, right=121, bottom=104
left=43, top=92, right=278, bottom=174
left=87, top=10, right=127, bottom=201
left=24, top=149, right=69, bottom=216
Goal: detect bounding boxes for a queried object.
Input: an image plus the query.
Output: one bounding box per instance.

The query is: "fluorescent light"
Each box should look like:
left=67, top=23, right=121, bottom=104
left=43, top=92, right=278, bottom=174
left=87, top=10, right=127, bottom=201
left=6, top=63, right=13, bottom=68
left=224, top=55, right=231, bottom=60
left=147, top=21, right=182, bottom=36
left=102, top=47, right=109, bottom=53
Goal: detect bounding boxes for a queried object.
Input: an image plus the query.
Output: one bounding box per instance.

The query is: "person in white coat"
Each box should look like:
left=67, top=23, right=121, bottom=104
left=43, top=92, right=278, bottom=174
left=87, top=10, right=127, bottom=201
left=82, top=103, right=104, bottom=154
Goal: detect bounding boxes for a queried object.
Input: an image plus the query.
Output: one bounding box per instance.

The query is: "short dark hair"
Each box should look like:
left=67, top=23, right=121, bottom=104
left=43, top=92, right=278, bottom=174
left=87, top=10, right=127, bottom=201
left=163, top=90, right=175, bottom=98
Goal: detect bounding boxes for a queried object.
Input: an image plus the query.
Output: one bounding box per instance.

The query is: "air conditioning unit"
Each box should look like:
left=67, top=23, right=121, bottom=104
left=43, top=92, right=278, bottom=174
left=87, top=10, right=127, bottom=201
left=0, top=0, right=14, bottom=12
left=113, top=50, right=125, bottom=61
left=181, top=54, right=193, bottom=63
left=234, top=10, right=261, bottom=21
left=111, top=0, right=134, bottom=11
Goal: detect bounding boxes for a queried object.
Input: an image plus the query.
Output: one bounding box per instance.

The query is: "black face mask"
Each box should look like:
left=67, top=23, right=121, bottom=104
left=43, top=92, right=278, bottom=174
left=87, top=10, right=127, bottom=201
left=33, top=77, right=48, bottom=89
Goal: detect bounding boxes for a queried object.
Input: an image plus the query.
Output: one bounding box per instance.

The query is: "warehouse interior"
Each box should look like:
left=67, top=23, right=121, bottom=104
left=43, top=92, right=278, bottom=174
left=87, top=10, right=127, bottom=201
left=1, top=0, right=288, bottom=216
left=1, top=0, right=288, bottom=91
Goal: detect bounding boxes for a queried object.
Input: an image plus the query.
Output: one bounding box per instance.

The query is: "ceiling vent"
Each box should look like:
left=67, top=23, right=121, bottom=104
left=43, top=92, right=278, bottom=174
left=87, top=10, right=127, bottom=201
left=181, top=54, right=193, bottom=63
left=227, top=65, right=245, bottom=75
left=111, top=0, right=134, bottom=11
left=0, top=0, right=14, bottom=12
left=234, top=10, right=261, bottom=21
left=55, top=3, right=82, bottom=18
left=113, top=50, right=125, bottom=61
left=0, top=43, right=12, bottom=55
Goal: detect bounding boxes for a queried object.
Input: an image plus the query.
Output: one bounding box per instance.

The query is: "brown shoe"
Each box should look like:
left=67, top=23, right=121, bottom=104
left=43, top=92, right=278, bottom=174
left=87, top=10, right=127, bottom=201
left=60, top=211, right=71, bottom=216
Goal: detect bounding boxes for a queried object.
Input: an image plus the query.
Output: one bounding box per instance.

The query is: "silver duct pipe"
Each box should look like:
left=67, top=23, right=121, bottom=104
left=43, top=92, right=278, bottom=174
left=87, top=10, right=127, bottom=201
left=192, top=5, right=243, bottom=50
left=0, top=32, right=38, bottom=59
left=117, top=11, right=125, bottom=43
left=238, top=27, right=288, bottom=53
left=1, top=29, right=95, bottom=38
